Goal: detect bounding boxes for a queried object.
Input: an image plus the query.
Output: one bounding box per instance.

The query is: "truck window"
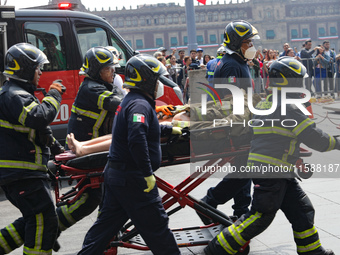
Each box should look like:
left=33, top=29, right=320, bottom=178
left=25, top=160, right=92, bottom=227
left=24, top=22, right=67, bottom=71
left=110, top=35, right=127, bottom=67
left=76, top=26, right=109, bottom=58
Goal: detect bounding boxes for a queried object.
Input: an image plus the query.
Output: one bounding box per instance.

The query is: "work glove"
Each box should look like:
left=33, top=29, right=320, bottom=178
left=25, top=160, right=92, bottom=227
left=155, top=105, right=174, bottom=116
left=144, top=175, right=156, bottom=193
left=171, top=127, right=182, bottom=135
left=49, top=79, right=66, bottom=95
left=335, top=136, right=340, bottom=150
left=50, top=138, right=65, bottom=156
left=36, top=126, right=54, bottom=147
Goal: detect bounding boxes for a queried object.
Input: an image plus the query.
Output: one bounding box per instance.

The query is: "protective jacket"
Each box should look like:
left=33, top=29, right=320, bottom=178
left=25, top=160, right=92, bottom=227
left=67, top=77, right=123, bottom=141
left=214, top=52, right=252, bottom=98
left=108, top=90, right=172, bottom=177
left=248, top=94, right=339, bottom=172
left=0, top=79, right=61, bottom=185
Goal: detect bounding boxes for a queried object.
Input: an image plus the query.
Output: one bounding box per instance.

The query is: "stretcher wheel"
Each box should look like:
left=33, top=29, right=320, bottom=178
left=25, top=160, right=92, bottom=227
left=297, top=163, right=313, bottom=179
left=235, top=244, right=250, bottom=254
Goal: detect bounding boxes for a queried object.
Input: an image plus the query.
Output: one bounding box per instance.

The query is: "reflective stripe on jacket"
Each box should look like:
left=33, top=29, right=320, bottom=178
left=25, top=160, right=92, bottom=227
left=0, top=80, right=61, bottom=185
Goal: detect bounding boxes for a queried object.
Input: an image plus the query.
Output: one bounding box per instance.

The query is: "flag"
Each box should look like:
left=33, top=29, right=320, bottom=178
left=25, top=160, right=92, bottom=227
left=228, top=76, right=236, bottom=83
left=133, top=113, right=145, bottom=123
left=197, top=0, right=207, bottom=4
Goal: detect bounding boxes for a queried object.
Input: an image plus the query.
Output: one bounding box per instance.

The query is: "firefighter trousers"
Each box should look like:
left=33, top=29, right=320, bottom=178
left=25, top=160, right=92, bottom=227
left=56, top=180, right=102, bottom=231
left=0, top=179, right=58, bottom=255
left=202, top=154, right=251, bottom=217
left=206, top=178, right=326, bottom=255
left=78, top=168, right=180, bottom=255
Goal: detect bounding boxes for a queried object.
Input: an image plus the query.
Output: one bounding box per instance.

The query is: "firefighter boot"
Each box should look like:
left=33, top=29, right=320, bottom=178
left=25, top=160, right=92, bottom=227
left=300, top=247, right=335, bottom=255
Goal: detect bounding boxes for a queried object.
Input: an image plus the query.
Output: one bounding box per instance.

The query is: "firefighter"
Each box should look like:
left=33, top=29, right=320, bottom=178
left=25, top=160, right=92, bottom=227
left=78, top=54, right=181, bottom=255
left=67, top=46, right=123, bottom=142
left=56, top=47, right=124, bottom=242
left=206, top=46, right=226, bottom=101
left=205, top=57, right=337, bottom=255
left=0, top=43, right=65, bottom=254
left=199, top=20, right=260, bottom=222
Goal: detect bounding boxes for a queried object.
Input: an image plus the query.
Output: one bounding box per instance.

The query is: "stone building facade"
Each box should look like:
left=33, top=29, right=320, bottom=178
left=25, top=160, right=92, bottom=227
left=88, top=0, right=339, bottom=56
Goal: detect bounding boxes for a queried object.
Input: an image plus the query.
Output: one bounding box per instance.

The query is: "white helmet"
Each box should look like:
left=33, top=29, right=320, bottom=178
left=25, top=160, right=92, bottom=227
left=217, top=46, right=227, bottom=56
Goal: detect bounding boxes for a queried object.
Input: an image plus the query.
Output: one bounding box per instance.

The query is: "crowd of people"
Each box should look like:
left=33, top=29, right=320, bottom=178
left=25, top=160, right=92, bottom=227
left=156, top=39, right=340, bottom=101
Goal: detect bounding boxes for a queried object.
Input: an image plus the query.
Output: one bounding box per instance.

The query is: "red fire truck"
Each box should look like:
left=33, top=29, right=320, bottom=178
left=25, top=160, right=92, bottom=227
left=0, top=3, right=183, bottom=144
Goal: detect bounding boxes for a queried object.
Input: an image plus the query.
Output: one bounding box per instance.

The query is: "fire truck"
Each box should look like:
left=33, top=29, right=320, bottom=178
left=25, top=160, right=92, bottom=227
left=0, top=3, right=183, bottom=144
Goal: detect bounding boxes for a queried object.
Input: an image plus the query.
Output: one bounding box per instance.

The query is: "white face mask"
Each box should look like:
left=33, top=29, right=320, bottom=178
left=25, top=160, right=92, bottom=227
left=243, top=45, right=257, bottom=60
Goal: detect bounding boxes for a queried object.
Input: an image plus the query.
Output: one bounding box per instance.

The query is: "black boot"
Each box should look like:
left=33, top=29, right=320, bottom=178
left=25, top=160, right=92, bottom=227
left=301, top=247, right=335, bottom=255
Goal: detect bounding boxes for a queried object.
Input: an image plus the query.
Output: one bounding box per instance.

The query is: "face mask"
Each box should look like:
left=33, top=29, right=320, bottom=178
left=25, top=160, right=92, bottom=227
left=243, top=46, right=257, bottom=60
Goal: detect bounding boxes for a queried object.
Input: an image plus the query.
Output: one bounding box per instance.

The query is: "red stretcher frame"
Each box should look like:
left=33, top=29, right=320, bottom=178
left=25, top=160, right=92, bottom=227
left=52, top=141, right=312, bottom=254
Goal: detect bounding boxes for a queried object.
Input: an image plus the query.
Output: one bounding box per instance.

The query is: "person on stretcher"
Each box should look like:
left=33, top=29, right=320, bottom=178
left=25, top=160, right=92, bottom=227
left=67, top=103, right=189, bottom=157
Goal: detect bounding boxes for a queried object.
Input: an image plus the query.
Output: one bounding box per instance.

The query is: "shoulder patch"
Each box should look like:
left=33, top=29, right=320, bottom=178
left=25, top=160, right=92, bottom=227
left=227, top=76, right=236, bottom=83
left=133, top=113, right=145, bottom=123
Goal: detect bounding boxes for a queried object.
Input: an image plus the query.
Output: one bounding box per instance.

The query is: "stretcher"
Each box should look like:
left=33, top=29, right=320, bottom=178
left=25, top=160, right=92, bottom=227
left=49, top=126, right=312, bottom=255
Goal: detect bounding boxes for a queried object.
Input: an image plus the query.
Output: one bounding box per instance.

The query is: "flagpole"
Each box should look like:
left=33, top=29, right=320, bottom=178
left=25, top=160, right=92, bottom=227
left=185, top=0, right=198, bottom=52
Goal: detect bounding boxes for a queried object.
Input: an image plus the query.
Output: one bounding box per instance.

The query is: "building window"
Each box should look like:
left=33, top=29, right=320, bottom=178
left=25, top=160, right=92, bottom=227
left=171, top=37, right=178, bottom=46
left=160, top=16, right=165, bottom=25
left=156, top=38, right=163, bottom=47
left=330, top=27, right=337, bottom=36
left=240, top=10, right=247, bottom=19
left=221, top=34, right=224, bottom=43
left=226, top=12, right=231, bottom=19
left=140, top=17, right=145, bottom=26
left=197, top=35, right=204, bottom=44
left=111, top=19, right=117, bottom=27
left=181, top=15, right=186, bottom=23
left=233, top=12, right=238, bottom=19
left=168, top=15, right=173, bottom=24
left=184, top=36, right=188, bottom=45
left=132, top=18, right=138, bottom=26
left=200, top=13, right=205, bottom=22
left=291, top=29, right=298, bottom=39
left=213, top=12, right=218, bottom=21
left=210, top=34, right=217, bottom=43
left=154, top=17, right=159, bottom=25
left=126, top=40, right=132, bottom=47
left=266, top=11, right=271, bottom=18
left=118, top=18, right=124, bottom=27
left=266, top=30, right=275, bottom=40
left=173, top=15, right=179, bottom=24
left=302, top=28, right=309, bottom=37
left=126, top=18, right=131, bottom=27
left=208, top=13, right=213, bottom=22
left=220, top=12, right=226, bottom=21
left=136, top=39, right=143, bottom=48
left=146, top=18, right=151, bottom=25
left=318, top=27, right=325, bottom=36
left=195, top=13, right=199, bottom=22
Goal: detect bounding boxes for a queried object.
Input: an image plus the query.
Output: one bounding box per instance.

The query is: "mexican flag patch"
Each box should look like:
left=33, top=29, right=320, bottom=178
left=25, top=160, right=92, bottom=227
left=228, top=76, right=236, bottom=83
left=133, top=113, right=145, bottom=123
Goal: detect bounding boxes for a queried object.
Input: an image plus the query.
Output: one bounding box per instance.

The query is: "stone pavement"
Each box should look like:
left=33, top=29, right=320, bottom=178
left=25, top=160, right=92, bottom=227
left=0, top=101, right=340, bottom=254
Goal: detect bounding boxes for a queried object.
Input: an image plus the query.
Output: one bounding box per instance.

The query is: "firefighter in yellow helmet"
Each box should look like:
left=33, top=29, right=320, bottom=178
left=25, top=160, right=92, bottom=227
left=0, top=43, right=65, bottom=254
left=78, top=54, right=181, bottom=254
left=205, top=57, right=337, bottom=255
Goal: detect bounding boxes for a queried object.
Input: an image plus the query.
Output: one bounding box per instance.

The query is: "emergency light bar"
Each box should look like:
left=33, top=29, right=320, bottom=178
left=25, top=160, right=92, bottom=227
left=58, top=3, right=72, bottom=9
